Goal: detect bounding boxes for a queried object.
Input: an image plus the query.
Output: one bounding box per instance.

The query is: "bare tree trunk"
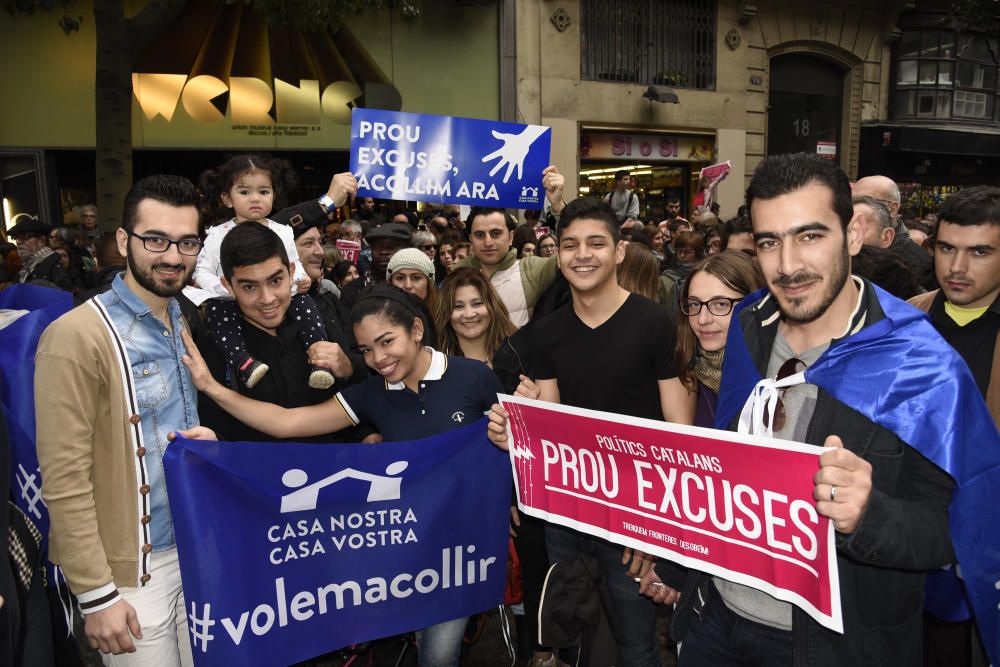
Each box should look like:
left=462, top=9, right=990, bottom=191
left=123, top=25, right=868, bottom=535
left=92, top=0, right=187, bottom=232
left=93, top=0, right=131, bottom=232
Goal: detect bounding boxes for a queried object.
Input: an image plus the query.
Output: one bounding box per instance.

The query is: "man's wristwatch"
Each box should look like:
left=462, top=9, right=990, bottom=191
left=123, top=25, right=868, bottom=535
left=318, top=194, right=335, bottom=212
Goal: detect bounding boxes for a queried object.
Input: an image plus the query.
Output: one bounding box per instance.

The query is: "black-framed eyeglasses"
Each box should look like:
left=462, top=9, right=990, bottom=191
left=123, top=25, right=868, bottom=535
left=127, top=230, right=203, bottom=256
left=680, top=297, right=739, bottom=317
left=418, top=244, right=435, bottom=251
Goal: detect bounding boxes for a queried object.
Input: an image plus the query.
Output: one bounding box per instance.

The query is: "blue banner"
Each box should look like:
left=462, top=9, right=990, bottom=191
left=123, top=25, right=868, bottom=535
left=0, top=285, right=73, bottom=551
left=350, top=108, right=551, bottom=208
left=164, top=420, right=511, bottom=667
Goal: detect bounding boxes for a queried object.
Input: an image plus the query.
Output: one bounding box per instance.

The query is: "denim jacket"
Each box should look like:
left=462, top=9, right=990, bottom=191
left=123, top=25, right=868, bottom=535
left=97, top=274, right=198, bottom=550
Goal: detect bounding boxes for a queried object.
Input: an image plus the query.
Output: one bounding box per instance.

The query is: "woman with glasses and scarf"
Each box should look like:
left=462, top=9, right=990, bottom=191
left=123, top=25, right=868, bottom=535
left=667, top=250, right=765, bottom=428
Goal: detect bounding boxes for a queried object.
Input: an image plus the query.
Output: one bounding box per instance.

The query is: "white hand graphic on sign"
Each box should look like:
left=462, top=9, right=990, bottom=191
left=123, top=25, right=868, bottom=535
left=481, top=125, right=548, bottom=184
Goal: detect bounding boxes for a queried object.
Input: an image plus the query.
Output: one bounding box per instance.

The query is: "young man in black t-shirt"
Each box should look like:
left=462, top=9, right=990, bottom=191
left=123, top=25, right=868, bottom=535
left=490, top=197, right=690, bottom=667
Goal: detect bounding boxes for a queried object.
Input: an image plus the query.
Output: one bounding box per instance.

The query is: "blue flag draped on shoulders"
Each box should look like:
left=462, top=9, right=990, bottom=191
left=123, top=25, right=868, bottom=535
left=716, top=282, right=1000, bottom=664
left=0, top=284, right=73, bottom=551
left=164, top=419, right=511, bottom=667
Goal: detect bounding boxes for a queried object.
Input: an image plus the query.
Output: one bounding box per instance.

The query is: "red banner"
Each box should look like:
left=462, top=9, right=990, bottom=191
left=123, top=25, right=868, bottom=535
left=501, top=395, right=843, bottom=633
left=336, top=239, right=362, bottom=265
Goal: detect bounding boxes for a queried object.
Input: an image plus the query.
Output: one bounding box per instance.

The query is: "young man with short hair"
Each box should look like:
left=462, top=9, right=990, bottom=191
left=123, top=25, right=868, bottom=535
left=910, top=187, right=1000, bottom=667
left=195, top=223, right=371, bottom=444
left=35, top=175, right=215, bottom=666
left=606, top=170, right=640, bottom=223
left=489, top=197, right=692, bottom=667
left=646, top=153, right=987, bottom=666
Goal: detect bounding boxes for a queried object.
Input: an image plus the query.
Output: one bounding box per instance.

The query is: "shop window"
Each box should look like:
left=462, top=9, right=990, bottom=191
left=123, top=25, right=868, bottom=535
left=580, top=0, right=716, bottom=90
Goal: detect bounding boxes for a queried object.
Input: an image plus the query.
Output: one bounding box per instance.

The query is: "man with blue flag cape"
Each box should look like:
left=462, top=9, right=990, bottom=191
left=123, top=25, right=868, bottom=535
left=651, top=153, right=998, bottom=667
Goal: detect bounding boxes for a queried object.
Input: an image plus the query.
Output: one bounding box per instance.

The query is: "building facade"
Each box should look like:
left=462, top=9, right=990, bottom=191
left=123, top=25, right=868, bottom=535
left=514, top=0, right=955, bottom=219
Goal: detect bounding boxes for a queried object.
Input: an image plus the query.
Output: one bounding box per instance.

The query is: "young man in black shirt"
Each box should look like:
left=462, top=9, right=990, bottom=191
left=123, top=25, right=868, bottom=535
left=909, top=186, right=999, bottom=667
left=490, top=197, right=691, bottom=667
left=196, top=223, right=373, bottom=444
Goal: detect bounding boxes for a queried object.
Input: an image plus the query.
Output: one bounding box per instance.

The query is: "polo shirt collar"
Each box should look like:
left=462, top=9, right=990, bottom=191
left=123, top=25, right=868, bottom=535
left=386, top=347, right=447, bottom=390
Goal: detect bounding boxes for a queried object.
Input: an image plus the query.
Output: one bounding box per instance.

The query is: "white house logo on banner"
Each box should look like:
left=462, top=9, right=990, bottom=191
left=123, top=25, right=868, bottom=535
left=280, top=461, right=409, bottom=513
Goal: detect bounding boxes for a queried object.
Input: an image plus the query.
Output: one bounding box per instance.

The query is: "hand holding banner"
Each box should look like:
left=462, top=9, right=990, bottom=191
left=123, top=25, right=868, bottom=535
left=500, top=394, right=843, bottom=633
left=350, top=108, right=551, bottom=209
left=164, top=420, right=511, bottom=666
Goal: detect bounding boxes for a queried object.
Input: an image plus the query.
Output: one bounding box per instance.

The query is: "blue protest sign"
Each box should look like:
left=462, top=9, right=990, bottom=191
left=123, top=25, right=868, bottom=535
left=350, top=108, right=551, bottom=208
left=0, top=285, right=73, bottom=549
left=164, top=420, right=511, bottom=667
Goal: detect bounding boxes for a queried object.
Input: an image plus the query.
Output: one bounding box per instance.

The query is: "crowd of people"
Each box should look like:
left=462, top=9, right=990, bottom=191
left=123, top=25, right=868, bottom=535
left=2, top=150, right=997, bottom=667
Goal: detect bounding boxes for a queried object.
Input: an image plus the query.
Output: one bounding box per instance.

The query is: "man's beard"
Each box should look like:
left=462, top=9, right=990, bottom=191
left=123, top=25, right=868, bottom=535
left=126, top=243, right=191, bottom=298
left=773, top=242, right=850, bottom=324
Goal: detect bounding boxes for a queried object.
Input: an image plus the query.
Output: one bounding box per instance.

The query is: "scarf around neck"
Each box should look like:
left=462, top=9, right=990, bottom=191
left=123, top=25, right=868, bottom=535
left=693, top=347, right=724, bottom=393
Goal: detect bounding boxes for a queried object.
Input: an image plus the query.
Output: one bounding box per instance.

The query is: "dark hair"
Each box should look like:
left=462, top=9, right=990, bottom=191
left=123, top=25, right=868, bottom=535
left=720, top=215, right=752, bottom=250
left=614, top=170, right=629, bottom=182
left=668, top=218, right=691, bottom=235
left=96, top=231, right=125, bottom=269
left=395, top=209, right=419, bottom=228
left=467, top=207, right=513, bottom=232
left=219, top=222, right=289, bottom=281
left=673, top=231, right=706, bottom=261
left=628, top=228, right=652, bottom=248
left=746, top=153, right=854, bottom=229
left=331, top=259, right=356, bottom=287
left=122, top=174, right=201, bottom=233
left=936, top=186, right=1000, bottom=228
left=537, top=233, right=556, bottom=247
left=512, top=224, right=537, bottom=258
left=666, top=195, right=681, bottom=205
left=851, top=245, right=920, bottom=300
left=676, top=251, right=765, bottom=390
left=437, top=231, right=462, bottom=248
left=557, top=198, right=620, bottom=243
left=199, top=154, right=299, bottom=223
left=350, top=285, right=424, bottom=332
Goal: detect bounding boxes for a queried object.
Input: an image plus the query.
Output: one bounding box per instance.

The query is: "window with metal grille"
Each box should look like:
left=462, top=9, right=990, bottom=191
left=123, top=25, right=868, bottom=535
left=581, top=0, right=717, bottom=90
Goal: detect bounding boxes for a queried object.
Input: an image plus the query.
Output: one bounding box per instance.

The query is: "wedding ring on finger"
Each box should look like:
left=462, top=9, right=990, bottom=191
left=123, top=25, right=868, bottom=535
left=830, top=485, right=837, bottom=502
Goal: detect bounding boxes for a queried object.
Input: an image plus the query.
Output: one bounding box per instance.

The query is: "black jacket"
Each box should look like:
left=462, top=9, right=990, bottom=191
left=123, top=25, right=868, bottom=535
left=196, top=313, right=373, bottom=444
left=659, top=281, right=955, bottom=666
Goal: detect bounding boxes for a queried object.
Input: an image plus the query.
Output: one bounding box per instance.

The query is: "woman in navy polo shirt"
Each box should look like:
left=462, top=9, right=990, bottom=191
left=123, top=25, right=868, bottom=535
left=181, top=286, right=504, bottom=667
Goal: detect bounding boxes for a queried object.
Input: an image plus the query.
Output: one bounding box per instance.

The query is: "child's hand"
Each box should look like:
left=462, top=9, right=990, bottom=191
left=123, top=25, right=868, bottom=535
left=296, top=276, right=312, bottom=293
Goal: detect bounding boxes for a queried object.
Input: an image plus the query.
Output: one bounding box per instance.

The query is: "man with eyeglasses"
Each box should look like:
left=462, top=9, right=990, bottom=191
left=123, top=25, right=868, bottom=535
left=643, top=154, right=997, bottom=666
left=35, top=175, right=215, bottom=667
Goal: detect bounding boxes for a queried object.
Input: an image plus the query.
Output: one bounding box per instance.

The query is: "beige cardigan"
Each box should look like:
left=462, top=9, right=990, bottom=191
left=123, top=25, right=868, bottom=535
left=35, top=300, right=157, bottom=613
